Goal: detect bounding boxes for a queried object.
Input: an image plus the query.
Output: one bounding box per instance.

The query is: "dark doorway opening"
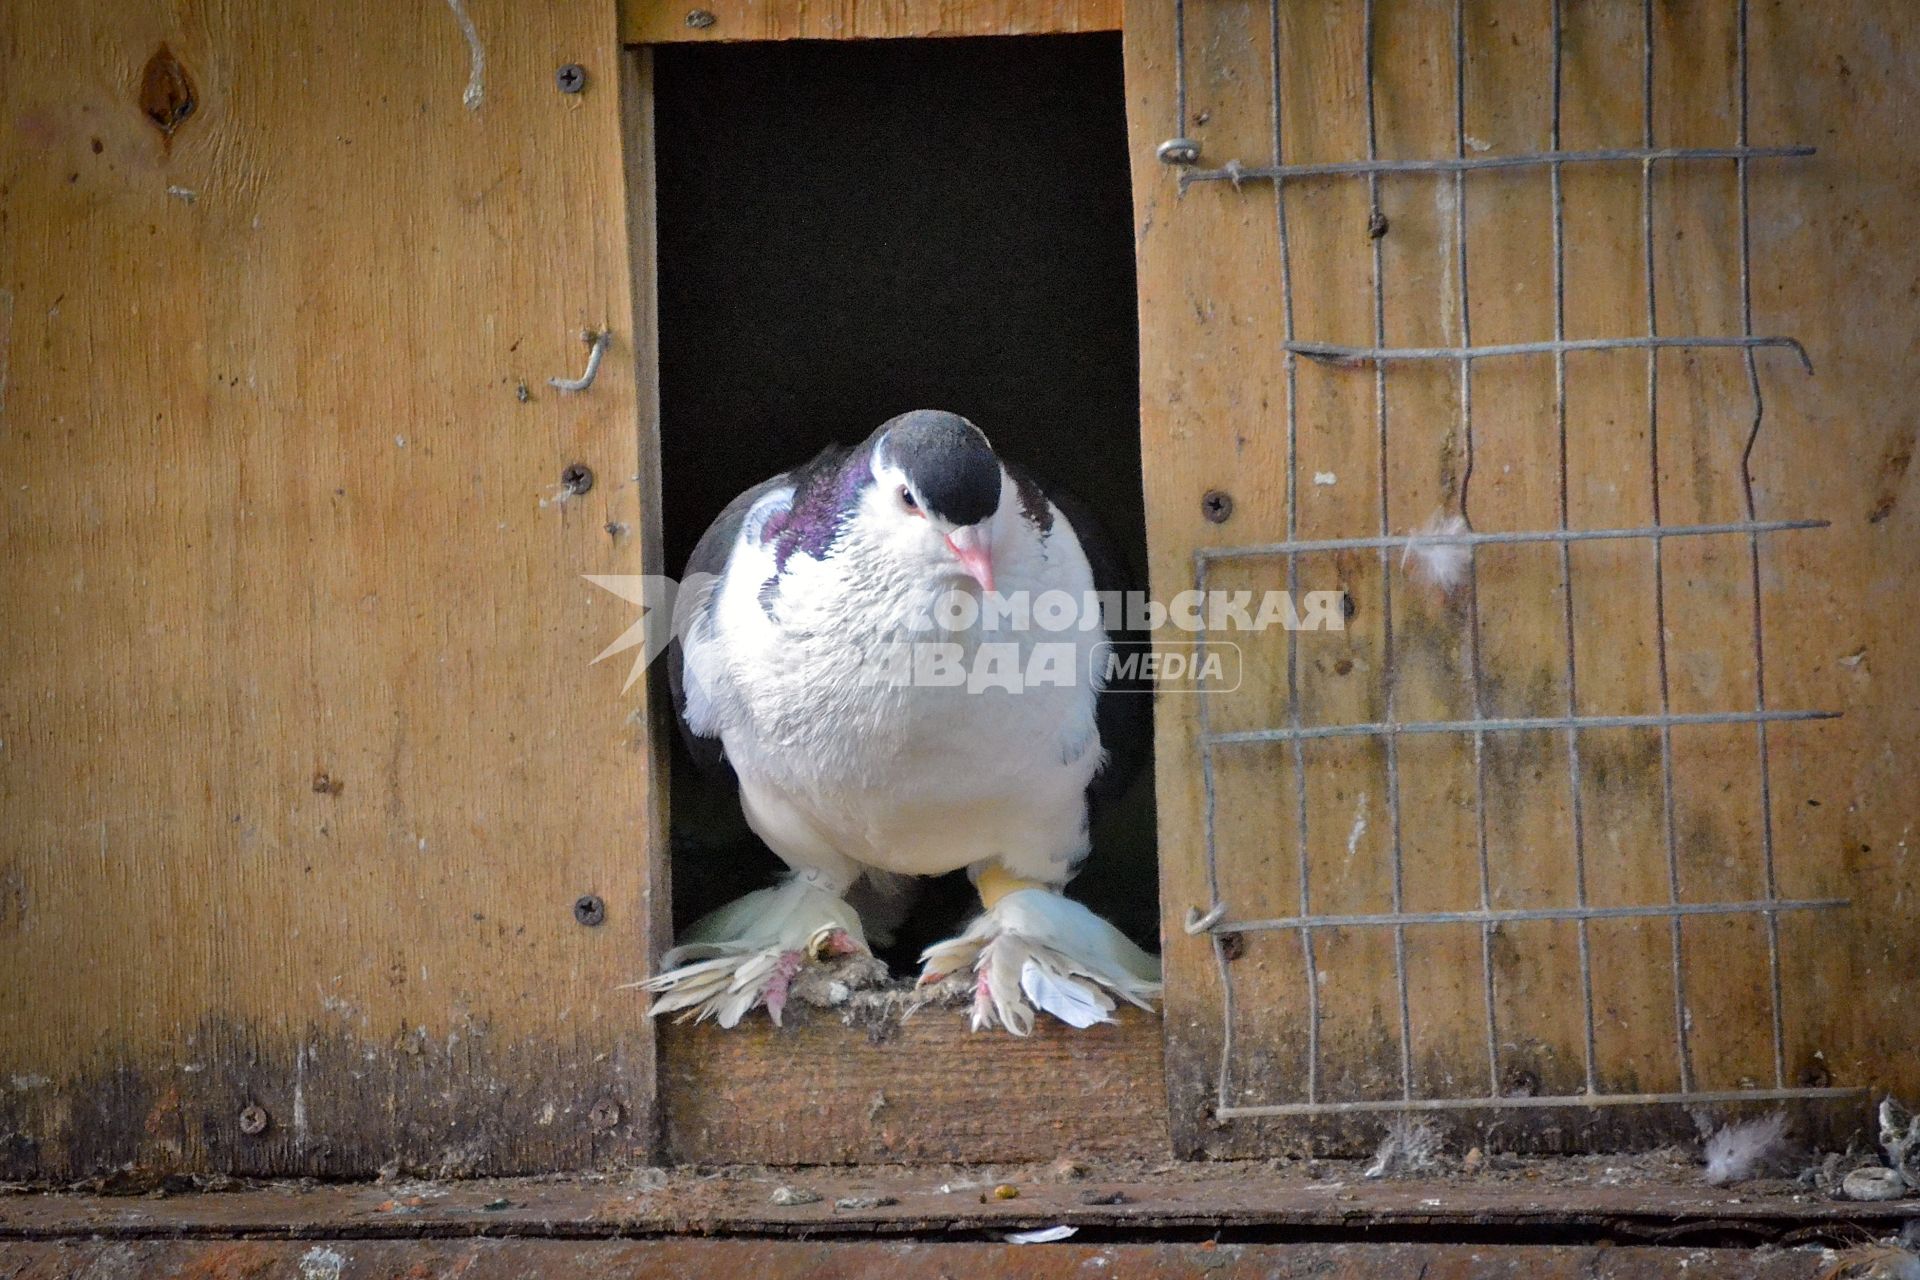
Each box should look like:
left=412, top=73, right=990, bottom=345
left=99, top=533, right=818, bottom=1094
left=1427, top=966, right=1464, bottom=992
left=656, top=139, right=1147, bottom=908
left=653, top=32, right=1154, bottom=965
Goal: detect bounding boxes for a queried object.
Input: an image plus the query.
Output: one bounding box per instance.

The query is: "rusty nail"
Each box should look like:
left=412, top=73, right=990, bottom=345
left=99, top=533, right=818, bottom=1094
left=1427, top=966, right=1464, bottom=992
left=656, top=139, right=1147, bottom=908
left=1201, top=489, right=1234, bottom=523
left=556, top=64, right=587, bottom=94
left=685, top=9, right=718, bottom=28
left=238, top=1104, right=269, bottom=1136
left=1368, top=208, right=1390, bottom=238
left=589, top=1098, right=622, bottom=1131
left=1157, top=137, right=1202, bottom=166
left=1219, top=931, right=1246, bottom=963
left=561, top=463, right=595, bottom=496
left=573, top=894, right=606, bottom=926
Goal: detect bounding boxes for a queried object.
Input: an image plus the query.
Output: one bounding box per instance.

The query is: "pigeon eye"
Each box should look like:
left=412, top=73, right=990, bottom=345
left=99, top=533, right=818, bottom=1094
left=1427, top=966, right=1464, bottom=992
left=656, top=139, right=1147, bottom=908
left=898, top=486, right=922, bottom=514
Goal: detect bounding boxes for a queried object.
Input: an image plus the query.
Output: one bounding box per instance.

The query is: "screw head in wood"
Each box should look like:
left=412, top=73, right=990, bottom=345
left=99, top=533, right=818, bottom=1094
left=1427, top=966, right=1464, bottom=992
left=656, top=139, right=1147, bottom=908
left=588, top=1097, right=622, bottom=1131
left=561, top=464, right=595, bottom=496
left=1157, top=137, right=1202, bottom=166
left=685, top=9, right=718, bottom=28
left=573, top=894, right=606, bottom=927
left=238, top=1104, right=269, bottom=1136
left=556, top=64, right=587, bottom=94
left=1201, top=489, right=1234, bottom=523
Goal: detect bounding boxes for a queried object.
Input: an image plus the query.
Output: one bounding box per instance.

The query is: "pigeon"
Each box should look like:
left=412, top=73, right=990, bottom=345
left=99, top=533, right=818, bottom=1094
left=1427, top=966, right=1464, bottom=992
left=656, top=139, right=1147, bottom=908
left=638, top=409, right=1161, bottom=1033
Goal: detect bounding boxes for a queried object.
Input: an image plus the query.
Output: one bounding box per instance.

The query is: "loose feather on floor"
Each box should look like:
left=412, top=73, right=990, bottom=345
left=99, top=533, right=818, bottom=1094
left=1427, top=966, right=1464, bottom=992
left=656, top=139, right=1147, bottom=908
left=1702, top=1110, right=1793, bottom=1185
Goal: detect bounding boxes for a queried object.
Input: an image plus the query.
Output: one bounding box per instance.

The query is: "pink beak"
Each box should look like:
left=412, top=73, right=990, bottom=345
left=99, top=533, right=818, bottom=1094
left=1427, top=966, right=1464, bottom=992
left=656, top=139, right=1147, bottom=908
left=944, top=524, right=995, bottom=593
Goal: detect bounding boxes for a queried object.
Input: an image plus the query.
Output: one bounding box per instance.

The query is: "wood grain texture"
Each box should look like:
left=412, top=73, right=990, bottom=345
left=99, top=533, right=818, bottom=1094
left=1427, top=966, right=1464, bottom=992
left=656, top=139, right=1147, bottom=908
left=659, top=1008, right=1166, bottom=1163
left=1129, top=0, right=1919, bottom=1157
left=0, top=1241, right=1852, bottom=1280
left=9, top=1162, right=1917, bottom=1237
left=621, top=0, right=1120, bottom=44
left=0, top=0, right=658, bottom=1177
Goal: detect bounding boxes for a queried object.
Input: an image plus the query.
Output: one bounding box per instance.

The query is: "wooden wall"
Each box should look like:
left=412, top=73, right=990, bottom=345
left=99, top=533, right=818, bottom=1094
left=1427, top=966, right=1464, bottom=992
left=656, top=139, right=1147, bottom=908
left=0, top=1, right=661, bottom=1178
left=1129, top=0, right=1920, bottom=1156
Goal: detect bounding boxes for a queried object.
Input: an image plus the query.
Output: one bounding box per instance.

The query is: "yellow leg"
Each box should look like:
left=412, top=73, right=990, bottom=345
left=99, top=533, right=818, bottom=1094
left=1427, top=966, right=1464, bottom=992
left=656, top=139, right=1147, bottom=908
left=975, top=864, right=1047, bottom=911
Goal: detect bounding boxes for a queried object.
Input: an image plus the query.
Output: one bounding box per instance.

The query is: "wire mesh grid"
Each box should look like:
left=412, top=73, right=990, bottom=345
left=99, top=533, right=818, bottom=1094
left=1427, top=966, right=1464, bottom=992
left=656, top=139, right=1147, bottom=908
left=1171, top=0, right=1857, bottom=1121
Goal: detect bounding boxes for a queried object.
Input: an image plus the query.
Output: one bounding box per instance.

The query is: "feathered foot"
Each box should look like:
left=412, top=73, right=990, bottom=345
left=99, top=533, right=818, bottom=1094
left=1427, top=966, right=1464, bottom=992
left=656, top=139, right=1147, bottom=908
left=626, top=877, right=871, bottom=1027
left=917, top=886, right=1162, bottom=1035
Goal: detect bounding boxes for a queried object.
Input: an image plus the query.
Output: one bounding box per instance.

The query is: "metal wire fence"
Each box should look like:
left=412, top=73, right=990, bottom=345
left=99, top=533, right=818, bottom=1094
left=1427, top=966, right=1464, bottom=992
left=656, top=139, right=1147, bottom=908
left=1168, top=0, right=1855, bottom=1121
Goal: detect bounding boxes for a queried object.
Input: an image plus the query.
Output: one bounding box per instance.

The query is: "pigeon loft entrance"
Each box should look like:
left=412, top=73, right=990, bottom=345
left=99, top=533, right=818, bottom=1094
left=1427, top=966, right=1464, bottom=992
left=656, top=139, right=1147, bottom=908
left=4, top=0, right=1916, bottom=1200
left=641, top=30, right=1168, bottom=1161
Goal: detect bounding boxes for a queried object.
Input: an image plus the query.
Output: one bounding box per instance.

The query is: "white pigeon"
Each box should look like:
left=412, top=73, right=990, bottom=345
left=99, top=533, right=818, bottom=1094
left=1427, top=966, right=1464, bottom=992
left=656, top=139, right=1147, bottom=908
left=638, top=410, right=1161, bottom=1033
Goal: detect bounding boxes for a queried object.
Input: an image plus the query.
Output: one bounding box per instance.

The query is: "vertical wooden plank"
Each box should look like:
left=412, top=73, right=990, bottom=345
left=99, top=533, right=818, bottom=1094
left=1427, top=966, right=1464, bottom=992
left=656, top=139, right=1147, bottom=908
left=619, top=47, right=670, bottom=1157
left=0, top=0, right=658, bottom=1177
left=1126, top=0, right=1288, bottom=1153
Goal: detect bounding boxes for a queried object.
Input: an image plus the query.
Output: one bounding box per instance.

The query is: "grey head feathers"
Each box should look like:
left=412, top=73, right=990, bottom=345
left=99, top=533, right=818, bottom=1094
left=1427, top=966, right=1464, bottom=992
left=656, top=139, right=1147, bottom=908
left=872, top=410, right=1002, bottom=528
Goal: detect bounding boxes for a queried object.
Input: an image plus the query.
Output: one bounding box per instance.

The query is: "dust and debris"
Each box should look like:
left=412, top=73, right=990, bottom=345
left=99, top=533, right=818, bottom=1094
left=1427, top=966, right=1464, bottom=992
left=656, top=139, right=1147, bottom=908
left=1313, top=471, right=1338, bottom=486
left=1879, top=1098, right=1917, bottom=1190
left=833, top=1194, right=897, bottom=1210
left=1816, top=1244, right=1920, bottom=1280
left=769, top=1184, right=820, bottom=1206
left=1364, top=1116, right=1445, bottom=1180
left=1005, top=1224, right=1078, bottom=1243
left=297, top=1245, right=347, bottom=1280
left=1044, top=1155, right=1089, bottom=1182
left=1703, top=1111, right=1795, bottom=1186
left=1840, top=1167, right=1907, bottom=1201
left=165, top=185, right=197, bottom=203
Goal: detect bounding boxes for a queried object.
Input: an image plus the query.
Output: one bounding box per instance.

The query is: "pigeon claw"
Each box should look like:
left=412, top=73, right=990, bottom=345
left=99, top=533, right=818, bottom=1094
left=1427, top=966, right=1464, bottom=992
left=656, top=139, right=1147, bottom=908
left=916, top=887, right=1163, bottom=1036
left=624, top=878, right=871, bottom=1028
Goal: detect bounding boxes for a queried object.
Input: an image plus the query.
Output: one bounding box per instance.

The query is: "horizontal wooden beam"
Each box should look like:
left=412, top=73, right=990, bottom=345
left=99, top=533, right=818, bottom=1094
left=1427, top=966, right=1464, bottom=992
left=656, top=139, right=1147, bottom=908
left=660, top=1006, right=1167, bottom=1163
left=4, top=1165, right=1914, bottom=1242
left=621, top=0, right=1121, bottom=44
left=0, top=1240, right=1853, bottom=1279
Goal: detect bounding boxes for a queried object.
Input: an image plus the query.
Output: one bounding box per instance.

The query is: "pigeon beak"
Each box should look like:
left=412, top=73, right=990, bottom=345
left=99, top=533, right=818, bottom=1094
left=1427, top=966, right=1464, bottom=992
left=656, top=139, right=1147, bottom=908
left=944, top=524, right=995, bottom=593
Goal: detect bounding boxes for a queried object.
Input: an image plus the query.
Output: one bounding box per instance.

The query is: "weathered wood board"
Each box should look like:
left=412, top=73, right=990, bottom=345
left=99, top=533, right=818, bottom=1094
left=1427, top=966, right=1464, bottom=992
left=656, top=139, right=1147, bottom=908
left=621, top=0, right=1120, bottom=44
left=659, top=1008, right=1166, bottom=1164
left=1129, top=0, right=1920, bottom=1156
left=0, top=1241, right=1858, bottom=1279
left=0, top=0, right=660, bottom=1177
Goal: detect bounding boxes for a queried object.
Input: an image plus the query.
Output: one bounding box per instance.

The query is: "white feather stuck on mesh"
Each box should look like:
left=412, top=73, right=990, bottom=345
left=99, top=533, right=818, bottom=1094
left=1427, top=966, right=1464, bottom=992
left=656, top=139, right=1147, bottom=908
left=917, top=889, right=1161, bottom=1036
left=1702, top=1110, right=1794, bottom=1186
left=1400, top=510, right=1473, bottom=591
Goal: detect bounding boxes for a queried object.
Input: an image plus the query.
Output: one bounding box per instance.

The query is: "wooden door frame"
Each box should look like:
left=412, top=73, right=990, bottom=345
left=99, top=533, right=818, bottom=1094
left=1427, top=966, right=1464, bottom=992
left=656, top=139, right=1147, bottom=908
left=620, top=2, right=1167, bottom=1164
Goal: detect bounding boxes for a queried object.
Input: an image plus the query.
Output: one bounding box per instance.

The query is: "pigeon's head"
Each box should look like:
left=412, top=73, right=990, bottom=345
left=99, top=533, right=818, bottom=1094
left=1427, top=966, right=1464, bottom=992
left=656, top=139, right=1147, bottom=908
left=864, top=409, right=1005, bottom=592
